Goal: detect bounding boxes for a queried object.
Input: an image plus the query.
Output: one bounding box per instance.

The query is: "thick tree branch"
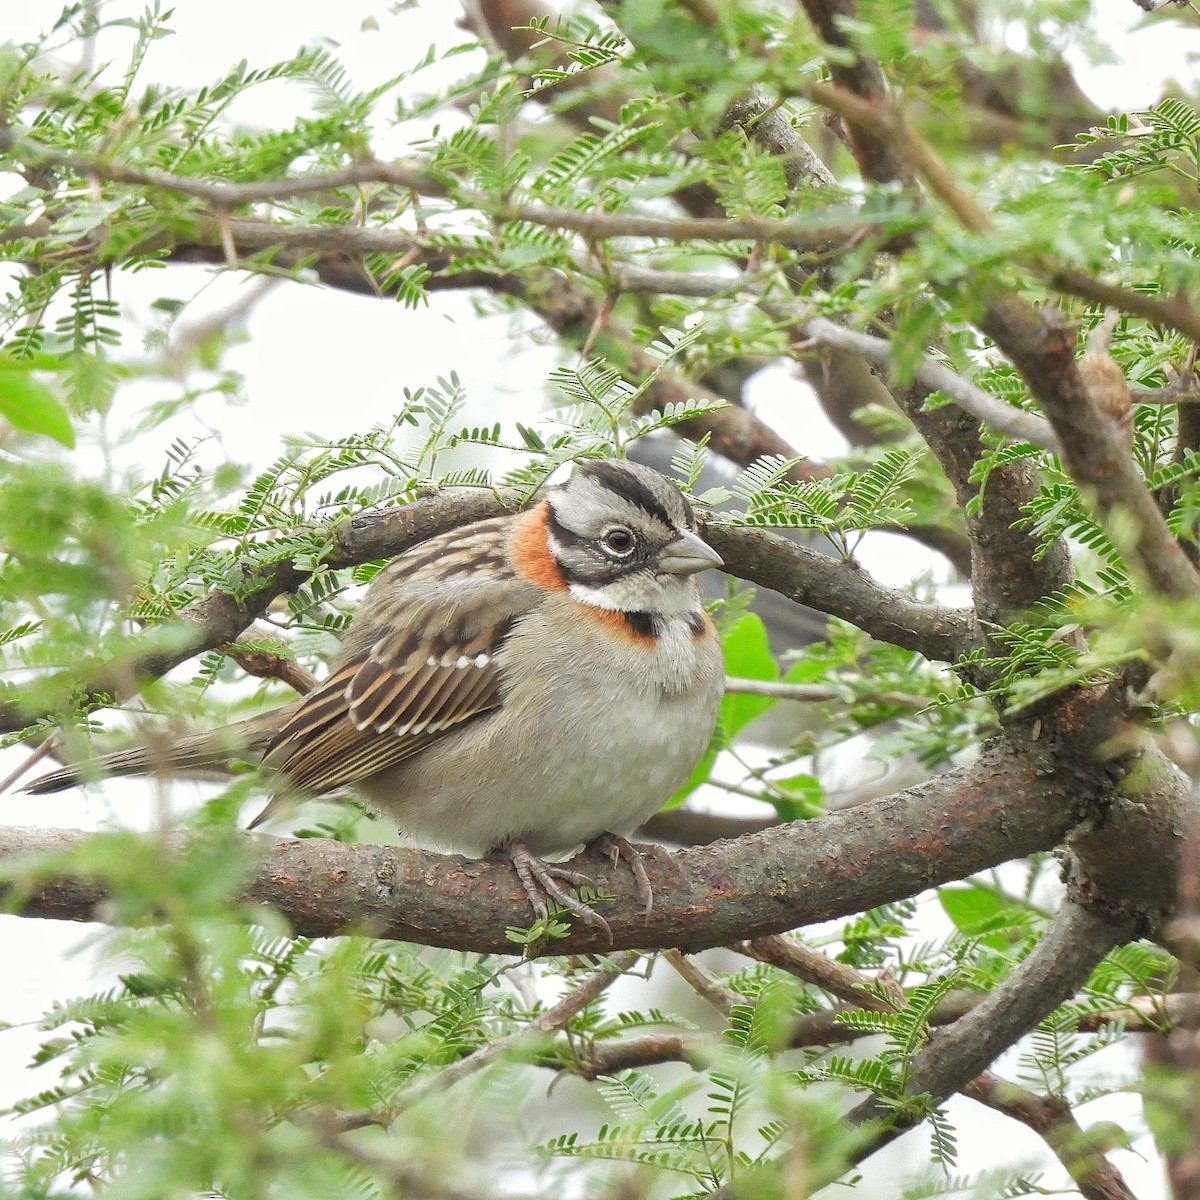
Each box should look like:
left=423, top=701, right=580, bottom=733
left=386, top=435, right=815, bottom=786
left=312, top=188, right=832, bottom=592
left=702, top=522, right=977, bottom=662
left=716, top=87, right=841, bottom=190
left=899, top=903, right=1136, bottom=1100
left=978, top=296, right=1200, bottom=599
left=840, top=898, right=1140, bottom=1174
left=886, top=376, right=1077, bottom=628
left=795, top=1, right=916, bottom=187
left=787, top=5, right=1194, bottom=605
left=960, top=1074, right=1139, bottom=1200
left=707, top=919, right=1142, bottom=1199
left=0, top=743, right=1087, bottom=954
left=834, top=747, right=1195, bottom=1166
left=734, top=934, right=1140, bottom=1200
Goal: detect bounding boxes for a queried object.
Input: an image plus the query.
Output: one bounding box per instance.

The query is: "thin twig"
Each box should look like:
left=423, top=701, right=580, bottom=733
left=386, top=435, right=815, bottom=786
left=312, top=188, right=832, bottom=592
left=805, top=80, right=993, bottom=235
left=664, top=950, right=746, bottom=1017
left=0, top=736, right=59, bottom=794
left=574, top=988, right=1200, bottom=1077
left=222, top=630, right=319, bottom=695
left=334, top=951, right=641, bottom=1132
left=1050, top=269, right=1200, bottom=348
left=724, top=676, right=928, bottom=709
left=1130, top=378, right=1200, bottom=405
left=732, top=934, right=904, bottom=1009
left=413, top=953, right=640, bottom=1095
left=0, top=130, right=872, bottom=252
left=795, top=82, right=1200, bottom=345
left=600, top=265, right=1063, bottom=451
left=800, top=317, right=1062, bottom=452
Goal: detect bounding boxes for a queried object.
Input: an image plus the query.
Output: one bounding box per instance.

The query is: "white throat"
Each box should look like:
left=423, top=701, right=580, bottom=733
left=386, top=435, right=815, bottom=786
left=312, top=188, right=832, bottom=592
left=568, top=575, right=702, bottom=618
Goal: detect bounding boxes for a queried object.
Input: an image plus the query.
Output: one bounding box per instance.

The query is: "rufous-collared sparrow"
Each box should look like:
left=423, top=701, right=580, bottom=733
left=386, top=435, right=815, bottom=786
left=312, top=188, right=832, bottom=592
left=29, top=459, right=726, bottom=929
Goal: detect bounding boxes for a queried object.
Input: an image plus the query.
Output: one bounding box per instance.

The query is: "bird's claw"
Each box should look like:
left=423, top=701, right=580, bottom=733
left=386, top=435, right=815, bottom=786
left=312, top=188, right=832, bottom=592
left=591, top=833, right=655, bottom=916
left=507, top=841, right=611, bottom=939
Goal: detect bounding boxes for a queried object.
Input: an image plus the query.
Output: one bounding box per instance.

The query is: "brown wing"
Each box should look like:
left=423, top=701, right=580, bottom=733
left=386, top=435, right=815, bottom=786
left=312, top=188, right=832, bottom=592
left=261, top=625, right=510, bottom=794
left=258, top=525, right=538, bottom=796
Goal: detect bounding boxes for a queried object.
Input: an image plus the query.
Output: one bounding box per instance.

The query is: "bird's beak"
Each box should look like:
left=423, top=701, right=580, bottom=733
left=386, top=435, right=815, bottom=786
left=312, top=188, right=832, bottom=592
left=658, top=529, right=724, bottom=575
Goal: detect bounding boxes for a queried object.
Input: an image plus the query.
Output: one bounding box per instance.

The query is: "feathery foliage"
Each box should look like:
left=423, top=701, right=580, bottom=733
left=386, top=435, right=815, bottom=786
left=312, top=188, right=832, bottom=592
left=0, top=1, right=1196, bottom=1197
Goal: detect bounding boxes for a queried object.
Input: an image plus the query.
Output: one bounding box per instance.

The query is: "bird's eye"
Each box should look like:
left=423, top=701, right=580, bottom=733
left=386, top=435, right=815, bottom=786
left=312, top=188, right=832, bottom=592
left=601, top=527, right=636, bottom=556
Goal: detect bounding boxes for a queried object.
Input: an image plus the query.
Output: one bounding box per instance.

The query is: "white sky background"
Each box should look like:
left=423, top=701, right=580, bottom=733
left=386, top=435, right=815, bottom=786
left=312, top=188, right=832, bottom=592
left=0, top=2, right=1197, bottom=1196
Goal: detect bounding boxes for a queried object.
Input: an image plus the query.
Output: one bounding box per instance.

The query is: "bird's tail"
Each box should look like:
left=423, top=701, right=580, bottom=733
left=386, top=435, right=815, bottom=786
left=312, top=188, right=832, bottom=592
left=23, top=705, right=302, bottom=795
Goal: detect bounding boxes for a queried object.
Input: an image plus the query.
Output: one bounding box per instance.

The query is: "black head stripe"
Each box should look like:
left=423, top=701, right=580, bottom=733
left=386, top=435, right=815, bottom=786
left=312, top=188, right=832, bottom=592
left=545, top=507, right=585, bottom=548
left=581, top=459, right=681, bottom=531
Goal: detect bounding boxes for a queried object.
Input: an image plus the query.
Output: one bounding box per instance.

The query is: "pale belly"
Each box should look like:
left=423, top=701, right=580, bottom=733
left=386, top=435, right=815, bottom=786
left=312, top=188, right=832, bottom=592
left=357, top=607, right=723, bottom=857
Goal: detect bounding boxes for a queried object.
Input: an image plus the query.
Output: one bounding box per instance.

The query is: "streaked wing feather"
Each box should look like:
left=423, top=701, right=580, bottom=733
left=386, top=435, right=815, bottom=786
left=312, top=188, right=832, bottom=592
left=347, top=661, right=438, bottom=732
left=428, top=662, right=498, bottom=731
left=261, top=618, right=512, bottom=794
left=278, top=727, right=446, bottom=796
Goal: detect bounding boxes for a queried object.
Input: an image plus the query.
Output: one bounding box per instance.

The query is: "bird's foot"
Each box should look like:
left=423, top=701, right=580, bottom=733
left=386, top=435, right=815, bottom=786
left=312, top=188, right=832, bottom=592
left=591, top=833, right=655, bottom=915
left=505, top=841, right=611, bottom=938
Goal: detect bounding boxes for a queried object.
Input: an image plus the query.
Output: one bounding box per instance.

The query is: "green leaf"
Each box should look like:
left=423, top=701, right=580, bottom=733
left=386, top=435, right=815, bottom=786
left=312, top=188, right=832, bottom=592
left=767, top=773, right=823, bottom=820
left=938, top=884, right=1020, bottom=950
left=720, top=613, right=778, bottom=736
left=939, top=884, right=1002, bottom=928
left=0, top=367, right=74, bottom=446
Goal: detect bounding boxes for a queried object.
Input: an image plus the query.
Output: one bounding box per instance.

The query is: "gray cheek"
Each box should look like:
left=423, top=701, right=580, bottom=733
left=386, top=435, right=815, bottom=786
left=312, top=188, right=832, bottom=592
left=559, top=546, right=601, bottom=581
